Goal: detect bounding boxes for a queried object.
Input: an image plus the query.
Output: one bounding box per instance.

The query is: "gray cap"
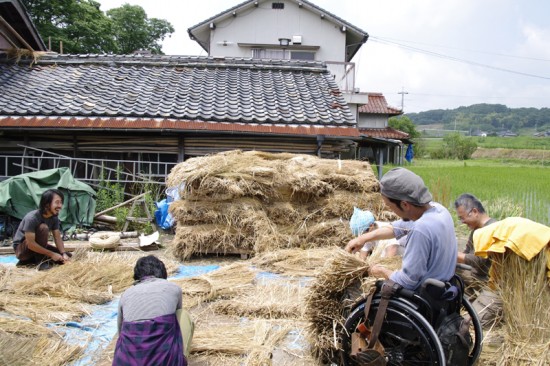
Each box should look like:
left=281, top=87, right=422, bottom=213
left=380, top=167, right=432, bottom=205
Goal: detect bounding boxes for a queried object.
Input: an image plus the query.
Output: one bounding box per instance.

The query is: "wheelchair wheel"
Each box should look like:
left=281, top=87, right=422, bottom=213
left=341, top=297, right=446, bottom=365
left=462, top=296, right=483, bottom=365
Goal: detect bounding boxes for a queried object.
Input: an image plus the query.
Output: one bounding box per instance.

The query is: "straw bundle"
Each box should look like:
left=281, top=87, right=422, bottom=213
left=304, top=248, right=401, bottom=362
left=168, top=150, right=388, bottom=259
left=319, top=191, right=386, bottom=220
left=251, top=248, right=337, bottom=276
left=191, top=319, right=293, bottom=362
left=297, top=219, right=351, bottom=248
left=0, top=331, right=84, bottom=366
left=0, top=317, right=53, bottom=337
left=211, top=282, right=306, bottom=319
left=0, top=266, right=32, bottom=291
left=493, top=249, right=550, bottom=365
left=169, top=198, right=264, bottom=226
left=12, top=252, right=181, bottom=303
left=172, top=224, right=253, bottom=260
left=12, top=258, right=132, bottom=303
left=172, top=263, right=256, bottom=307
left=0, top=294, right=91, bottom=323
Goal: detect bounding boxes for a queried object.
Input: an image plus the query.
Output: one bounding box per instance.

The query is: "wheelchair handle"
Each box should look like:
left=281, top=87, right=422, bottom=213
left=456, top=263, right=473, bottom=271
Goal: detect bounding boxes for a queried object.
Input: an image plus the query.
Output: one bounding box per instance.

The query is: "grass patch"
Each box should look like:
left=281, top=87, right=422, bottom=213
left=389, top=159, right=550, bottom=225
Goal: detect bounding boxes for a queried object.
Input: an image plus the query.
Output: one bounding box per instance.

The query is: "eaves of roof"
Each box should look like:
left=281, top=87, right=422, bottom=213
left=0, top=116, right=362, bottom=139
left=359, top=127, right=411, bottom=141
left=187, top=0, right=368, bottom=58
left=0, top=0, right=46, bottom=50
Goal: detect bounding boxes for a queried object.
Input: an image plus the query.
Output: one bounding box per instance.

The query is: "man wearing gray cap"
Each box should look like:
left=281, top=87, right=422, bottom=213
left=345, top=167, right=457, bottom=290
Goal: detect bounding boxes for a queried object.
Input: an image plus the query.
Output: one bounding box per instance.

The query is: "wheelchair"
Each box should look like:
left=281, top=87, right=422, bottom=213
left=340, top=274, right=483, bottom=365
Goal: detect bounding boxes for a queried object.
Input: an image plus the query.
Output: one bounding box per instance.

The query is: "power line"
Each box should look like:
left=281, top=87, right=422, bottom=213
left=372, top=35, right=550, bottom=63
left=369, top=36, right=550, bottom=80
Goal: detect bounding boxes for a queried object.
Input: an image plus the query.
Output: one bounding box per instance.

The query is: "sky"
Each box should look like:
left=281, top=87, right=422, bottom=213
left=97, top=0, right=550, bottom=113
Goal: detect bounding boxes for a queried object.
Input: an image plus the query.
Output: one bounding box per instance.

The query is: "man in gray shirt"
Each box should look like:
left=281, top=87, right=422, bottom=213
left=346, top=168, right=457, bottom=291
left=12, top=189, right=70, bottom=270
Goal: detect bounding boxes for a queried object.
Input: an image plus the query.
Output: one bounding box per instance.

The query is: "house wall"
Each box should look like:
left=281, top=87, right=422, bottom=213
left=357, top=114, right=388, bottom=129
left=209, top=1, right=346, bottom=62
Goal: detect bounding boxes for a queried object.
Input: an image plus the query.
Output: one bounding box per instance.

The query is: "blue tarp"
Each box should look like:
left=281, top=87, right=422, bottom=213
left=154, top=187, right=181, bottom=230
left=0, top=255, right=17, bottom=264
left=405, top=144, right=414, bottom=163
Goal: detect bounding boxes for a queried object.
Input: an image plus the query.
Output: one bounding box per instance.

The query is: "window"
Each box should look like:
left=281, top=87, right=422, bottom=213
left=251, top=48, right=285, bottom=60
left=290, top=51, right=315, bottom=60
left=272, top=2, right=284, bottom=9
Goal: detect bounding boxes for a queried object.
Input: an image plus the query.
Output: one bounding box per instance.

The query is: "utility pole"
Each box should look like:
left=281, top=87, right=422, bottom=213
left=398, top=87, right=409, bottom=111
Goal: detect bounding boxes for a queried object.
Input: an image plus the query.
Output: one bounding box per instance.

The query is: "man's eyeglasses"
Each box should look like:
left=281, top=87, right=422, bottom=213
left=457, top=210, right=472, bottom=222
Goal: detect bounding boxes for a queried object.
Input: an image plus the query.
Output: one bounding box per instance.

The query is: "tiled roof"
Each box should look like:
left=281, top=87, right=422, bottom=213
left=0, top=54, right=356, bottom=133
left=359, top=127, right=410, bottom=140
left=358, top=93, right=402, bottom=115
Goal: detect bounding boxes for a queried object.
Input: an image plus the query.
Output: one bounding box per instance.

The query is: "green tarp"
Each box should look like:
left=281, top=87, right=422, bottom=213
left=0, top=167, right=96, bottom=232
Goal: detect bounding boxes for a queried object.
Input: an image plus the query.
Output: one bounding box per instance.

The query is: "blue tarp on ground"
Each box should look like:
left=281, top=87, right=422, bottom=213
left=0, top=255, right=17, bottom=264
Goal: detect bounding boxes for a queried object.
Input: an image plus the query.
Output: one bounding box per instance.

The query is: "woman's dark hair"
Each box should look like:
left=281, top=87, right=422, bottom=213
left=39, top=189, right=65, bottom=214
left=133, top=255, right=168, bottom=281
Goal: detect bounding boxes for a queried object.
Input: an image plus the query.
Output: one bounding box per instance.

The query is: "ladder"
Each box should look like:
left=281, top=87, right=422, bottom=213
left=122, top=196, right=157, bottom=232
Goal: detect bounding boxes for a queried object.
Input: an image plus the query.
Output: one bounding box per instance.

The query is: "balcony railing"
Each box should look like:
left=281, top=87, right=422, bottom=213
left=326, top=61, right=355, bottom=92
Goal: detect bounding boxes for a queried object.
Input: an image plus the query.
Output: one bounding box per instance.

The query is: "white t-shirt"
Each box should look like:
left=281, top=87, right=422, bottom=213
left=360, top=221, right=406, bottom=256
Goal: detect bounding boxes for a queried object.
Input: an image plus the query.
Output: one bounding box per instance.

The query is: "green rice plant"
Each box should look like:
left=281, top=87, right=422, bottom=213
left=484, top=197, right=524, bottom=221
left=401, top=161, right=550, bottom=225
left=428, top=176, right=452, bottom=208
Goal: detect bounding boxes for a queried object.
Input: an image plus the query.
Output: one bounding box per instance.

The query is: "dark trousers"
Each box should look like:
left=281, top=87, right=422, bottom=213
left=15, top=224, right=61, bottom=264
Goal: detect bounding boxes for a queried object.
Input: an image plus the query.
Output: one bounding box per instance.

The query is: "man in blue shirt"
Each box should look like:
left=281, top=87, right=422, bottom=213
left=345, top=168, right=457, bottom=290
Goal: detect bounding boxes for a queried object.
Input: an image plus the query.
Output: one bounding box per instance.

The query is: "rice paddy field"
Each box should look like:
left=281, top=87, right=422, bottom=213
left=395, top=159, right=550, bottom=225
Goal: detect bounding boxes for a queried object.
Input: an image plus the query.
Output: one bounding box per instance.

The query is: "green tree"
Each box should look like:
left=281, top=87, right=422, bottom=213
left=433, top=132, right=477, bottom=160
left=388, top=116, right=420, bottom=138
left=107, top=4, right=174, bottom=54
left=20, top=0, right=173, bottom=54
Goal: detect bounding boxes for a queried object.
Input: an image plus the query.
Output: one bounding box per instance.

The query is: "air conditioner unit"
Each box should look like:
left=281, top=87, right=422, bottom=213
left=292, top=35, right=302, bottom=44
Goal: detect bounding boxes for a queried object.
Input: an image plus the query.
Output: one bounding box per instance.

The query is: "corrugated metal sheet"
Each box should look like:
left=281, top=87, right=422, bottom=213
left=0, top=116, right=361, bottom=137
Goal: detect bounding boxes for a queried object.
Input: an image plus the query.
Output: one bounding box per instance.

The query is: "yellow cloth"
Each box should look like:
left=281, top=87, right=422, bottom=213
left=473, top=217, right=550, bottom=278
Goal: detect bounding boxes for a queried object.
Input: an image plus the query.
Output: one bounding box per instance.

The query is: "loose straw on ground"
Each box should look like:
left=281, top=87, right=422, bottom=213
left=172, top=262, right=256, bottom=308
left=211, top=281, right=306, bottom=319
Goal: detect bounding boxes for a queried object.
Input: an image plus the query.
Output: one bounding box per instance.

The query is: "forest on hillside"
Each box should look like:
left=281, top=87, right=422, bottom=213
left=405, top=104, right=550, bottom=135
